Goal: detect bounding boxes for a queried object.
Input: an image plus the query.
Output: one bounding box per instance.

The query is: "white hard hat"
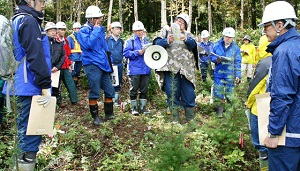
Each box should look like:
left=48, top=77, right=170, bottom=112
left=56, top=21, right=67, bottom=29
left=258, top=1, right=298, bottom=27
left=45, top=22, right=56, bottom=31
left=72, top=22, right=81, bottom=29
left=201, top=30, right=210, bottom=38
left=111, top=22, right=122, bottom=29
left=222, top=27, right=235, bottom=38
left=176, top=13, right=190, bottom=25
left=85, top=5, right=104, bottom=18
left=132, top=21, right=145, bottom=31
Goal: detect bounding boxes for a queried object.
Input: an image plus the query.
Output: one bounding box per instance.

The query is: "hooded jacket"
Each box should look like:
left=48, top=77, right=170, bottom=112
left=3, top=5, right=51, bottom=96
left=211, top=38, right=242, bottom=79
left=123, top=34, right=151, bottom=75
left=266, top=28, right=300, bottom=147
left=77, top=22, right=112, bottom=73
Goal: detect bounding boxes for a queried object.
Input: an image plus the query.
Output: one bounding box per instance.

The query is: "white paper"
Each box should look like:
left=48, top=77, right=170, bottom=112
left=51, top=70, right=60, bottom=88
left=110, top=66, right=119, bottom=86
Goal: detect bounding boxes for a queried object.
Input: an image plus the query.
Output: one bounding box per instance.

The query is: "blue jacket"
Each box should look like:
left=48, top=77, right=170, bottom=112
left=266, top=28, right=300, bottom=147
left=211, top=38, right=241, bottom=79
left=199, top=41, right=214, bottom=62
left=3, top=5, right=51, bottom=96
left=123, top=35, right=151, bottom=75
left=67, top=32, right=82, bottom=61
left=107, top=35, right=124, bottom=64
left=77, top=22, right=112, bottom=72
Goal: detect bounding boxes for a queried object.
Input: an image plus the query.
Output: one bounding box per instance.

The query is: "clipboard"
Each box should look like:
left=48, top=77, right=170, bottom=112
left=256, top=92, right=286, bottom=145
left=26, top=96, right=57, bottom=135
left=51, top=70, right=61, bottom=88
left=110, top=66, right=119, bottom=86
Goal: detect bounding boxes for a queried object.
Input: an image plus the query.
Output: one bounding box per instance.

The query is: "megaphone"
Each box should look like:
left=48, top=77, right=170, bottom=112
left=144, top=45, right=168, bottom=69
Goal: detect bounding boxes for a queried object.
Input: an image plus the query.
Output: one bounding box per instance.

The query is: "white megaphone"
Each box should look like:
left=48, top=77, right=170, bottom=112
left=144, top=45, right=168, bottom=69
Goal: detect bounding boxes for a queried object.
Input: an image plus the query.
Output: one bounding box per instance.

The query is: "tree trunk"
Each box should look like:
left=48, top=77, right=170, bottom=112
left=161, top=0, right=167, bottom=27
left=77, top=0, right=82, bottom=23
left=208, top=0, right=212, bottom=34
left=108, top=0, right=113, bottom=26
left=134, top=0, right=138, bottom=21
left=240, top=0, right=244, bottom=29
left=119, top=0, right=123, bottom=26
left=56, top=0, right=61, bottom=22
left=251, top=0, right=256, bottom=29
left=188, top=0, right=192, bottom=33
left=194, top=0, right=200, bottom=36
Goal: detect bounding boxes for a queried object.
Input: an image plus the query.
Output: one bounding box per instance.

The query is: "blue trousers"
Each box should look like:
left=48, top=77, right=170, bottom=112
left=250, top=113, right=268, bottom=152
left=163, top=72, right=196, bottom=108
left=268, top=146, right=300, bottom=171
left=72, top=61, right=82, bottom=79
left=200, top=62, right=209, bottom=81
left=129, top=74, right=150, bottom=100
left=84, top=64, right=115, bottom=99
left=17, top=96, right=42, bottom=153
left=213, top=77, right=234, bottom=100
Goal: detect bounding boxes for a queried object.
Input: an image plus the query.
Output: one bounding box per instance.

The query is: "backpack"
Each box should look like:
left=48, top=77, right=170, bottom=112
left=0, top=15, right=17, bottom=80
left=0, top=14, right=31, bottom=81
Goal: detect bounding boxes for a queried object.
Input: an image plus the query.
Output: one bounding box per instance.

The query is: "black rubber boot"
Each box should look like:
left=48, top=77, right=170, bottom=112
left=185, top=107, right=195, bottom=122
left=104, top=102, right=115, bottom=121
left=217, top=106, right=223, bottom=117
left=89, top=105, right=102, bottom=126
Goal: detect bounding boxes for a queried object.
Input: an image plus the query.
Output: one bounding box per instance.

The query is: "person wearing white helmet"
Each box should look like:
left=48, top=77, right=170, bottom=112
left=198, top=30, right=214, bottom=82
left=67, top=22, right=82, bottom=87
left=258, top=1, right=300, bottom=171
left=77, top=5, right=115, bottom=125
left=55, top=21, right=80, bottom=107
left=240, top=35, right=256, bottom=81
left=3, top=0, right=52, bottom=169
left=123, top=21, right=151, bottom=115
left=210, top=27, right=242, bottom=117
left=106, top=22, right=124, bottom=107
left=45, top=22, right=66, bottom=105
left=153, top=13, right=198, bottom=123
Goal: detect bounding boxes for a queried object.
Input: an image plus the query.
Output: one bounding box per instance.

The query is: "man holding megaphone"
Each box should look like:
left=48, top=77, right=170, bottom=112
left=153, top=13, right=198, bottom=123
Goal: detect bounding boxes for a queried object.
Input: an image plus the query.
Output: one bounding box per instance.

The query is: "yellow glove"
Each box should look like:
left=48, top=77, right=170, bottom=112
left=36, top=88, right=51, bottom=107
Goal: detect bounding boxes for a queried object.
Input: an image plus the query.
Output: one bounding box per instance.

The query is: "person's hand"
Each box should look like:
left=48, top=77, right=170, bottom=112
left=264, top=136, right=279, bottom=148
left=235, top=77, right=240, bottom=84
left=216, top=57, right=222, bottom=64
left=51, top=67, right=58, bottom=73
left=139, top=49, right=146, bottom=55
left=168, top=34, right=174, bottom=44
left=180, top=33, right=187, bottom=42
left=37, top=88, right=51, bottom=107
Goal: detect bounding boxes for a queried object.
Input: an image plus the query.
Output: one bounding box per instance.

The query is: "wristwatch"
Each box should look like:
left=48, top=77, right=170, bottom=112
left=268, top=133, right=278, bottom=138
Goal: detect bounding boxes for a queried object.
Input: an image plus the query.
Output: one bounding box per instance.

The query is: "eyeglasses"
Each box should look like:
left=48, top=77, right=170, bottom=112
left=263, top=23, right=272, bottom=30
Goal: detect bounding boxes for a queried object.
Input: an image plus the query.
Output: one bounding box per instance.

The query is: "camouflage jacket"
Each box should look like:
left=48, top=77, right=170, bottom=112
left=153, top=27, right=197, bottom=88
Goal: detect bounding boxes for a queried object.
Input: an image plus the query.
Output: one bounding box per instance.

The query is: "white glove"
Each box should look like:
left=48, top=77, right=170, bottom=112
left=37, top=88, right=51, bottom=107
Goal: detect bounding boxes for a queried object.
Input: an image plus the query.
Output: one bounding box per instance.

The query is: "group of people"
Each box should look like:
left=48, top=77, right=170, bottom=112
left=0, top=0, right=299, bottom=170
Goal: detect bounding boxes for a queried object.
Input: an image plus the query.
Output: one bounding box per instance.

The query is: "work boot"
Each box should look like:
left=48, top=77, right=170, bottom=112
left=89, top=105, right=102, bottom=126
left=185, top=107, right=195, bottom=122
left=259, top=151, right=268, bottom=171
left=139, top=99, right=150, bottom=114
left=217, top=106, right=223, bottom=117
left=104, top=102, right=115, bottom=121
left=113, top=92, right=120, bottom=107
left=130, top=100, right=139, bottom=115
left=172, top=108, right=180, bottom=123
left=16, top=152, right=36, bottom=171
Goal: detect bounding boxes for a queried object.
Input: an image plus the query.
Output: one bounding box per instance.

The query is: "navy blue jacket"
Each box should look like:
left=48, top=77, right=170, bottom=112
left=3, top=5, right=51, bottom=96
left=266, top=28, right=300, bottom=147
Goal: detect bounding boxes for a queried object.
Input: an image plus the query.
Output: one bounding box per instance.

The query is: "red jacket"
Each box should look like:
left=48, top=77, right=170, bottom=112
left=56, top=35, right=72, bottom=69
